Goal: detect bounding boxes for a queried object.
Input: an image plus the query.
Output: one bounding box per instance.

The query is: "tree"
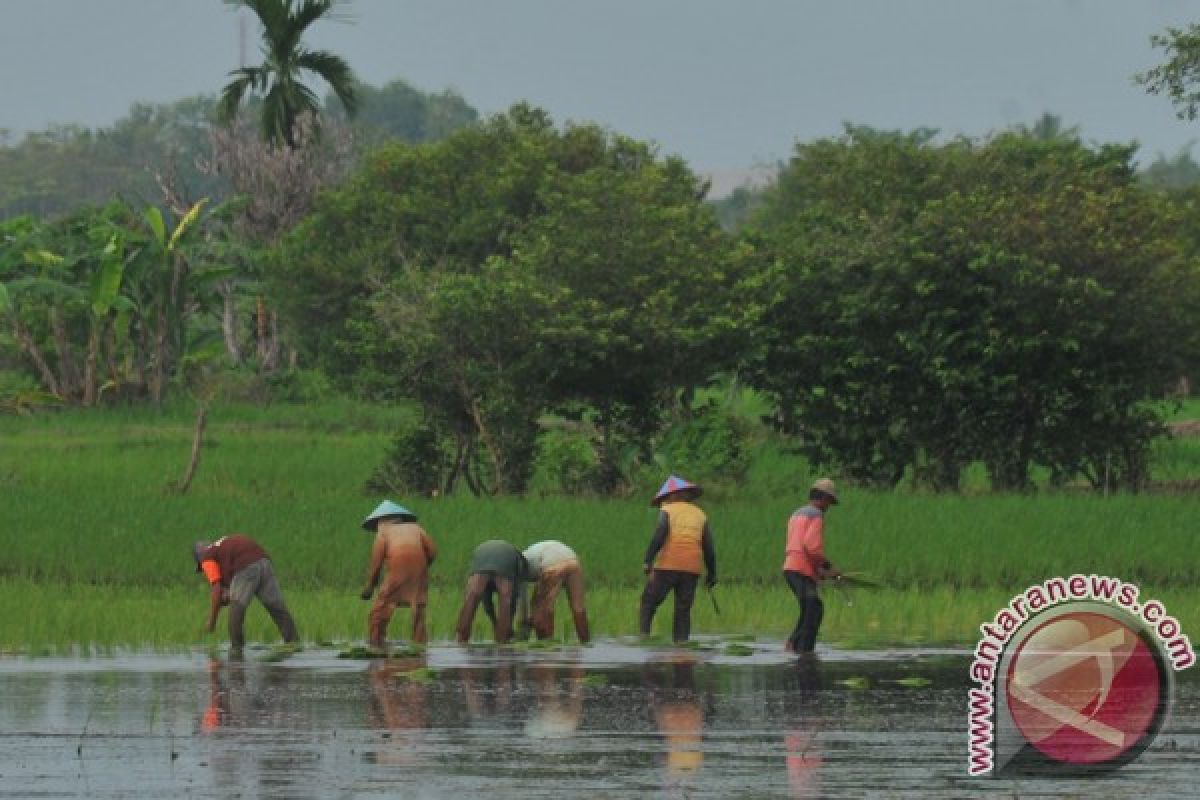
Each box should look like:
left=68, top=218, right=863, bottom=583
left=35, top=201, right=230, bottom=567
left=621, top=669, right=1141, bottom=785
left=746, top=126, right=1198, bottom=492
left=278, top=105, right=745, bottom=494
left=1137, top=24, right=1200, bottom=120
left=218, top=0, right=358, bottom=148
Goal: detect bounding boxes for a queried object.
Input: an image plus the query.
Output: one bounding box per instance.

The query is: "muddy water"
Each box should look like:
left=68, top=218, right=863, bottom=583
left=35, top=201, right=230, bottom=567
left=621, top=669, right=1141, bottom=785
left=1, top=641, right=1196, bottom=798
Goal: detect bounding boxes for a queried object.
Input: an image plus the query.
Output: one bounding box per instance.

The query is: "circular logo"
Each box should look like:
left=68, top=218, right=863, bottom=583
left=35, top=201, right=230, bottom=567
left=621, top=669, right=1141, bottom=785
left=1005, top=610, right=1169, bottom=766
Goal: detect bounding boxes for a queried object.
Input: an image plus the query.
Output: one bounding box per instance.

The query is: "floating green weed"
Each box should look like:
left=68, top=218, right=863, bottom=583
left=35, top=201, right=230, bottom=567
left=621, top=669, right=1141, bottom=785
left=392, top=667, right=437, bottom=683
left=890, top=676, right=933, bottom=688
left=580, top=674, right=609, bottom=688
left=837, top=676, right=870, bottom=690
left=723, top=643, right=754, bottom=656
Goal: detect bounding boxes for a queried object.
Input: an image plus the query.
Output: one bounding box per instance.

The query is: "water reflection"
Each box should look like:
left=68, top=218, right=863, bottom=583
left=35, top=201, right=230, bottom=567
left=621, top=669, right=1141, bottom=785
left=784, top=656, right=825, bottom=799
left=365, top=655, right=429, bottom=766
left=524, top=662, right=583, bottom=739
left=643, top=655, right=707, bottom=788
left=198, top=657, right=315, bottom=800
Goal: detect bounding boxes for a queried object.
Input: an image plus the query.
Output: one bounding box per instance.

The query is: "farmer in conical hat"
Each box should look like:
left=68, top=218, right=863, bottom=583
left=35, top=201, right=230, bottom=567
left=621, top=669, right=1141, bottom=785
left=193, top=534, right=298, bottom=651
left=360, top=500, right=438, bottom=647
left=639, top=475, right=717, bottom=643
left=782, top=478, right=843, bottom=654
left=521, top=540, right=590, bottom=643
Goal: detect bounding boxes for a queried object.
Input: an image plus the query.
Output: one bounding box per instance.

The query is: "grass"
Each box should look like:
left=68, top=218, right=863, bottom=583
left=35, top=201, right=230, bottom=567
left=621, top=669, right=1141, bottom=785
left=1, top=399, right=1199, bottom=652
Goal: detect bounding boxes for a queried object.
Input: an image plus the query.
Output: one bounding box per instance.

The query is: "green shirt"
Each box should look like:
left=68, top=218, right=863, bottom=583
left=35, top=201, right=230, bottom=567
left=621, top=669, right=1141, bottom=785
left=469, top=539, right=528, bottom=580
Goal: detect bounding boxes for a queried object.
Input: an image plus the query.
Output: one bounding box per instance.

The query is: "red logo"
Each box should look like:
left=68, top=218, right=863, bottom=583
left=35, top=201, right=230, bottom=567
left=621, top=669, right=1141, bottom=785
left=1005, top=610, right=1166, bottom=766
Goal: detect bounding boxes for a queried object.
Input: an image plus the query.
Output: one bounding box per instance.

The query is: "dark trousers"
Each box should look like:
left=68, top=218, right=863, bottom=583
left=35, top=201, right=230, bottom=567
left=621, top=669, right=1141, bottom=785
left=784, top=571, right=823, bottom=653
left=640, top=569, right=699, bottom=642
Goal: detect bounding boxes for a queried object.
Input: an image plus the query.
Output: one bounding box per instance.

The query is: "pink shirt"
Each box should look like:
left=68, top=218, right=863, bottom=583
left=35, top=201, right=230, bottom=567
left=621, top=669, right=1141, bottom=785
left=782, top=505, right=825, bottom=578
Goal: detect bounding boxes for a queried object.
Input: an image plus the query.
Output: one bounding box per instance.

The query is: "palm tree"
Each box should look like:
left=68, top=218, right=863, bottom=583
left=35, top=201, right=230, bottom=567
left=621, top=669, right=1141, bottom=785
left=218, top=0, right=358, bottom=148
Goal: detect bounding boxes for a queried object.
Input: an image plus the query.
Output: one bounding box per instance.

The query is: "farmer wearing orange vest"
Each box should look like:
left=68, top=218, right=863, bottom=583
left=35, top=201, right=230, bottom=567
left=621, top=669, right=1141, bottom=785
left=359, top=500, right=438, bottom=647
left=783, top=478, right=842, bottom=653
left=639, top=475, right=717, bottom=643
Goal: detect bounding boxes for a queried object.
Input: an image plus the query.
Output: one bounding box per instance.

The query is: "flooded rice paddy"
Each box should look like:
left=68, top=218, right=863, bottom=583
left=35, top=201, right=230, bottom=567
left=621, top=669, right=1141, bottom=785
left=1, top=640, right=1196, bottom=798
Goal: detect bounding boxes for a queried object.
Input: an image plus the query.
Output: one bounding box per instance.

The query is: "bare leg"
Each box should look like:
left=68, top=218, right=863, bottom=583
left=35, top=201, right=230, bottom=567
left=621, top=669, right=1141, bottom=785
left=455, top=574, right=488, bottom=643
left=412, top=603, right=428, bottom=644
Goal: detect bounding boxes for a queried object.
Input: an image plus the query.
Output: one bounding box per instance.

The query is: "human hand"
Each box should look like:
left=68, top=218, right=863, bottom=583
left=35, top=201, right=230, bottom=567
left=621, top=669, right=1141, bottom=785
left=643, top=564, right=652, bottom=576
left=360, top=587, right=373, bottom=601
left=220, top=590, right=231, bottom=606
left=705, top=576, right=717, bottom=590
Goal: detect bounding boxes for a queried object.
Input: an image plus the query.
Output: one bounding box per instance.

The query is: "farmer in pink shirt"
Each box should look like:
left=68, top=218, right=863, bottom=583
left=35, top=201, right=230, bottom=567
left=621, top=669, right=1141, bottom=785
left=782, top=478, right=842, bottom=653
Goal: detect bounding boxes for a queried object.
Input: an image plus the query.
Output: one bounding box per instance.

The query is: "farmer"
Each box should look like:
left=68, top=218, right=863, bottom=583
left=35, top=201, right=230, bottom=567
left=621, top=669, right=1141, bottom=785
left=782, top=478, right=843, bottom=654
left=193, top=534, right=298, bottom=651
left=521, top=539, right=590, bottom=643
left=360, top=500, right=438, bottom=647
left=455, top=539, right=530, bottom=644
left=639, top=475, right=717, bottom=643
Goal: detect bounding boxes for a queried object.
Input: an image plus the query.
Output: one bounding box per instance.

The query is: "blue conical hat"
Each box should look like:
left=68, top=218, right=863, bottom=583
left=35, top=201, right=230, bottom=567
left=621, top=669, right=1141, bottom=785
left=652, top=475, right=702, bottom=506
left=361, top=500, right=417, bottom=531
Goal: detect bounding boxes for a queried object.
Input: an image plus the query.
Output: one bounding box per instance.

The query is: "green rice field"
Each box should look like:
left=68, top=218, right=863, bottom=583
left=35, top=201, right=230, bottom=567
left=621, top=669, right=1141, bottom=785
left=2, top=400, right=1198, bottom=652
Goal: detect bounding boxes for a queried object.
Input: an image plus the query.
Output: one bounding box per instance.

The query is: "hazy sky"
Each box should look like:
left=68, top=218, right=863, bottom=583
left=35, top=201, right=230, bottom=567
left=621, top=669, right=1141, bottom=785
left=2, top=0, right=1198, bottom=182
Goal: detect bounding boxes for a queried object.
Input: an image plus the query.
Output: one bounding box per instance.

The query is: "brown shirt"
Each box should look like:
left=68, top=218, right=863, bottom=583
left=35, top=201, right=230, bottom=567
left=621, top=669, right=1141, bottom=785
left=365, top=521, right=437, bottom=605
left=198, top=534, right=268, bottom=587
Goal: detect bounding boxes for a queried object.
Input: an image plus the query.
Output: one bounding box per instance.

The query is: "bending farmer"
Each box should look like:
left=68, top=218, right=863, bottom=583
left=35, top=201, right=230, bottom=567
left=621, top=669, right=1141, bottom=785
left=455, top=539, right=530, bottom=644
left=522, top=540, right=590, bottom=643
left=193, top=534, right=298, bottom=650
left=639, top=475, right=717, bottom=643
left=360, top=500, right=438, bottom=647
left=782, top=478, right=842, bottom=654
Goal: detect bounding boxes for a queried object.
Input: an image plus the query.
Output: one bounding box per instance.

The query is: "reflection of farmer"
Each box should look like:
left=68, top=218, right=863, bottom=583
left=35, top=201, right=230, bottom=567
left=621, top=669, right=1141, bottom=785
left=521, top=540, right=590, bottom=643
left=524, top=662, right=584, bottom=739
left=782, top=479, right=842, bottom=654
left=366, top=656, right=430, bottom=766
left=359, top=501, right=437, bottom=647
left=194, top=534, right=298, bottom=650
left=645, top=656, right=705, bottom=781
left=455, top=540, right=530, bottom=644
left=784, top=656, right=825, bottom=798
left=640, top=476, right=717, bottom=643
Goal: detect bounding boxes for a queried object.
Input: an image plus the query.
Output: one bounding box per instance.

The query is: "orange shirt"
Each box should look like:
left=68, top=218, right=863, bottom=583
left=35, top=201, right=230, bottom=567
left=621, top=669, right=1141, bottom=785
left=782, top=506, right=825, bottom=578
left=654, top=501, right=707, bottom=574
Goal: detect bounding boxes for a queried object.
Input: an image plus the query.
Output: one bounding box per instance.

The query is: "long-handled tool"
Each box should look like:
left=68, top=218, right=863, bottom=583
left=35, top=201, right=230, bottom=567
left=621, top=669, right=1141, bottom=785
left=708, top=585, right=721, bottom=616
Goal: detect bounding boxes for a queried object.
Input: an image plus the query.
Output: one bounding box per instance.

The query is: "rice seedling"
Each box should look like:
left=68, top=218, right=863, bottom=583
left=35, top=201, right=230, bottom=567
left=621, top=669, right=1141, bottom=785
left=3, top=400, right=1199, bottom=652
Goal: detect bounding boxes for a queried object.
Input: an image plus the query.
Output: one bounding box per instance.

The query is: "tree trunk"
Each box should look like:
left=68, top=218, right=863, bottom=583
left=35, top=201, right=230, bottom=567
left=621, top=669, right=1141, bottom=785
left=220, top=281, right=242, bottom=365
left=177, top=407, right=208, bottom=495
left=82, top=323, right=100, bottom=407
left=49, top=307, right=79, bottom=401
left=12, top=319, right=60, bottom=396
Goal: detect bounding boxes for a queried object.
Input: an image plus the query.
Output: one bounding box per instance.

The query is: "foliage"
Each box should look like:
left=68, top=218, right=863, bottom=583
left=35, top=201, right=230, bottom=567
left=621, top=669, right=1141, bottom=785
left=365, top=417, right=456, bottom=498
left=745, top=125, right=1199, bottom=492
left=283, top=105, right=745, bottom=495
left=653, top=402, right=752, bottom=486
left=531, top=426, right=605, bottom=496
left=218, top=0, right=358, bottom=148
left=0, top=200, right=233, bottom=406
left=1137, top=23, right=1200, bottom=121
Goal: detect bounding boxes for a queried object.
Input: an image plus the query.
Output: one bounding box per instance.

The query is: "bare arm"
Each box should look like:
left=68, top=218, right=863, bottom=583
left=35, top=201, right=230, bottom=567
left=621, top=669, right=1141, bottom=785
left=206, top=584, right=224, bottom=632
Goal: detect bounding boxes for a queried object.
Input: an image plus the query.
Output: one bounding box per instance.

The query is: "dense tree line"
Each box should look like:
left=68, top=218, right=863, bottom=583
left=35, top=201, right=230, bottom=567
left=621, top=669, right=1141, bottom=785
left=6, top=13, right=1200, bottom=495
left=0, top=80, right=477, bottom=222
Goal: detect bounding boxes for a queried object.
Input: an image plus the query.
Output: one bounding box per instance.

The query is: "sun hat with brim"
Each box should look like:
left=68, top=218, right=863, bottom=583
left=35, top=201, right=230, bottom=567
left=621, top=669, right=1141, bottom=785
left=652, top=475, right=702, bottom=506
left=361, top=500, right=417, bottom=531
left=193, top=540, right=212, bottom=573
left=810, top=478, right=839, bottom=504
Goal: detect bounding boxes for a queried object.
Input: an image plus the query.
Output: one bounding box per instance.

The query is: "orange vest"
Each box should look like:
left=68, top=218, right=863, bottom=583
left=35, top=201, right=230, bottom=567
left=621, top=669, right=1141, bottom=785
left=654, top=501, right=707, bottom=574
